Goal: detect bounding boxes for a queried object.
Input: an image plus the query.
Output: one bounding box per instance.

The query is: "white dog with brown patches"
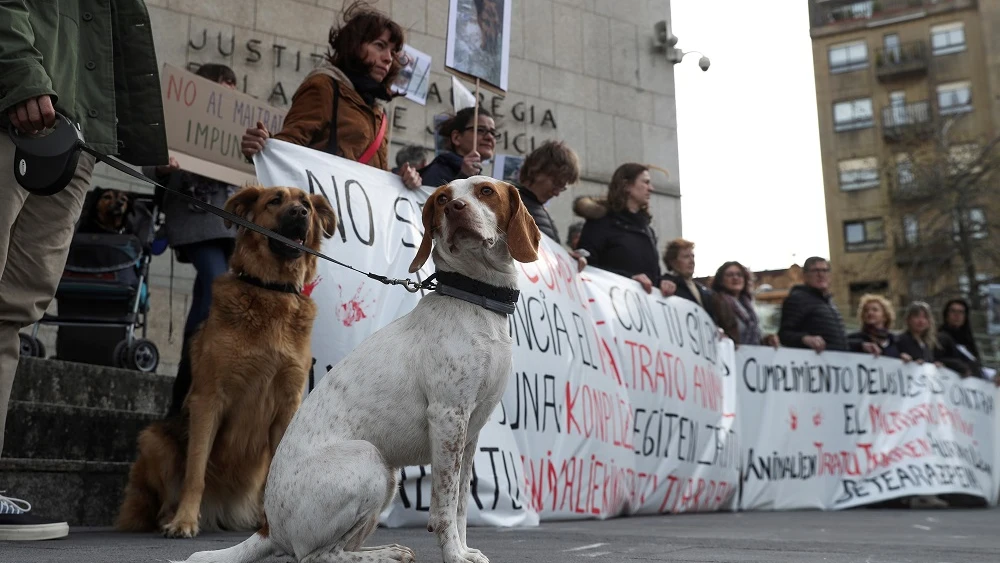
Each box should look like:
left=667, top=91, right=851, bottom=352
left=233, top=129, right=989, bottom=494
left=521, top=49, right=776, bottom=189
left=173, top=176, right=541, bottom=563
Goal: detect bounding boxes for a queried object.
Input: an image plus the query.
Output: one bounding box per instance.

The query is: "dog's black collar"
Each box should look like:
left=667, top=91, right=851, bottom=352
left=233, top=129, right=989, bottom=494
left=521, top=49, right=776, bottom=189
left=236, top=272, right=300, bottom=295
left=427, top=270, right=519, bottom=315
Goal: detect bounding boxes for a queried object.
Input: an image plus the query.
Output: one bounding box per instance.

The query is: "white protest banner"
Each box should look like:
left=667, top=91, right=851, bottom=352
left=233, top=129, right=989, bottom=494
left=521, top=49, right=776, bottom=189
left=160, top=63, right=287, bottom=187
left=737, top=346, right=999, bottom=510
left=253, top=140, right=740, bottom=527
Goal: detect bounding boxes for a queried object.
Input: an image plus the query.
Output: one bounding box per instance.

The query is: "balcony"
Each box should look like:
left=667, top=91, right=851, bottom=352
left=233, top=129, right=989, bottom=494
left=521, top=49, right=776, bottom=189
left=894, top=235, right=955, bottom=266
left=881, top=101, right=934, bottom=142
left=876, top=41, right=928, bottom=81
left=888, top=175, right=934, bottom=203
left=810, top=0, right=973, bottom=32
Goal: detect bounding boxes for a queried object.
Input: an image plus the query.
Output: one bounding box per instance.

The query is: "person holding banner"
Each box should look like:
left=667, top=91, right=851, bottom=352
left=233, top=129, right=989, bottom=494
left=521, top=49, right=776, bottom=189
left=418, top=107, right=497, bottom=187
left=662, top=239, right=736, bottom=339
left=846, top=293, right=900, bottom=358
left=898, top=301, right=972, bottom=378
left=240, top=1, right=421, bottom=190
left=573, top=163, right=676, bottom=296
left=711, top=261, right=779, bottom=347
left=938, top=298, right=986, bottom=378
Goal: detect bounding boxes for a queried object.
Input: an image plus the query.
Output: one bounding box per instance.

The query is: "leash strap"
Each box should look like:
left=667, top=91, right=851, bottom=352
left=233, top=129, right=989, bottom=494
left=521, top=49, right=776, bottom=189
left=77, top=145, right=431, bottom=293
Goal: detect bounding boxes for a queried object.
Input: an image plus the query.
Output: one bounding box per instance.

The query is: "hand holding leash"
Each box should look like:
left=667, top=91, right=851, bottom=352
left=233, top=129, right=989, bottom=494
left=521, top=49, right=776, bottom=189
left=7, top=95, right=56, bottom=134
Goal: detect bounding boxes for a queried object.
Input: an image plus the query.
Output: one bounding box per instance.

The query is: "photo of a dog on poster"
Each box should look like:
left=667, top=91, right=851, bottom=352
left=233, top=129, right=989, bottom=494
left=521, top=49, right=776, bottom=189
left=445, top=0, right=511, bottom=91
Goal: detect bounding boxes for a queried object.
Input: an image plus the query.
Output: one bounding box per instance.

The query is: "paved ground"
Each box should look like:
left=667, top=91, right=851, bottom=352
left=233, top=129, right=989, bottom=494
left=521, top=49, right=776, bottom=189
left=3, top=509, right=998, bottom=563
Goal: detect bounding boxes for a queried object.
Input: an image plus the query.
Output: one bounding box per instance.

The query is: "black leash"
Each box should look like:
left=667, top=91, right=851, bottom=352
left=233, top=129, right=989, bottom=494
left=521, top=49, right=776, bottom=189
left=79, top=146, right=434, bottom=294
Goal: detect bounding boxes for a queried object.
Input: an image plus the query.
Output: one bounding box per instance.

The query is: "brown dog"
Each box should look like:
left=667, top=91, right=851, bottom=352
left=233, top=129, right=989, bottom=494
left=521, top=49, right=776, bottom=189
left=474, top=0, right=502, bottom=53
left=78, top=187, right=131, bottom=234
left=115, top=185, right=336, bottom=538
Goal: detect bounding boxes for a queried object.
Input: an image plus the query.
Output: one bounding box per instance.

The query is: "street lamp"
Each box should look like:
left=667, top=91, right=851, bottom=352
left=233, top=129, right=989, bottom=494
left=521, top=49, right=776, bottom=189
left=652, top=20, right=711, bottom=71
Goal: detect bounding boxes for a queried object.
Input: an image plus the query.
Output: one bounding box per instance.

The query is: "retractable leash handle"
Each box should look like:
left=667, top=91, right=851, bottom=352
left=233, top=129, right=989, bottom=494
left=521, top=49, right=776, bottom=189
left=8, top=112, right=435, bottom=292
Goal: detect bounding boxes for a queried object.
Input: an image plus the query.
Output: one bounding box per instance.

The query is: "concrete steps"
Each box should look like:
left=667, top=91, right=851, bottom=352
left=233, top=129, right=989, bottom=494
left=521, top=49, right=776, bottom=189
left=1, top=357, right=173, bottom=526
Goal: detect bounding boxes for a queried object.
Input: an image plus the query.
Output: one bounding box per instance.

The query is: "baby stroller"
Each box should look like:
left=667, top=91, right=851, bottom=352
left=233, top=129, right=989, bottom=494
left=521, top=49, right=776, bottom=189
left=19, top=188, right=161, bottom=373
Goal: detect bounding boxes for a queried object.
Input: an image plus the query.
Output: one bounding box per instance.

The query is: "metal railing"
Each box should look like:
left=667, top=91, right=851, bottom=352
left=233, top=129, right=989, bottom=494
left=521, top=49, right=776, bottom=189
left=875, top=41, right=928, bottom=80
left=881, top=100, right=933, bottom=141
left=811, top=0, right=964, bottom=28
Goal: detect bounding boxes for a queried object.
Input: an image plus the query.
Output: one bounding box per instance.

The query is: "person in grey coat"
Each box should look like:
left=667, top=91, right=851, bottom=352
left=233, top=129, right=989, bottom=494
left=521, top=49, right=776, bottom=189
left=144, top=63, right=238, bottom=414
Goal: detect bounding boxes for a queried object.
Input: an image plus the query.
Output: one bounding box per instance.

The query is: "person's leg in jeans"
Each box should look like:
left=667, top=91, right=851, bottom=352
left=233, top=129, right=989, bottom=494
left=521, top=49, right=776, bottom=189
left=167, top=240, right=231, bottom=415
left=0, top=134, right=94, bottom=540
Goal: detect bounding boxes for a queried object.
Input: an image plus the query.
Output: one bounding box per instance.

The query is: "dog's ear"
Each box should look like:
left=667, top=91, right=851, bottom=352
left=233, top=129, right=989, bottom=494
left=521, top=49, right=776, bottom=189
left=502, top=182, right=541, bottom=263
left=408, top=195, right=438, bottom=273
left=309, top=193, right=337, bottom=239
left=224, top=185, right=262, bottom=229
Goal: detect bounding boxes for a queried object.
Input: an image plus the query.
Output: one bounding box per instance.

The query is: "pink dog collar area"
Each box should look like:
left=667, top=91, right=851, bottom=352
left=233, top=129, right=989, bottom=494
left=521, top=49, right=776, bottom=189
left=430, top=270, right=519, bottom=315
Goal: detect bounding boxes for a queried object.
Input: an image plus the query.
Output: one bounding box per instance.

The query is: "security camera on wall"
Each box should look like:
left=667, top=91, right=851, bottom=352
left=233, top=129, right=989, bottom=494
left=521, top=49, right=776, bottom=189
left=699, top=56, right=711, bottom=71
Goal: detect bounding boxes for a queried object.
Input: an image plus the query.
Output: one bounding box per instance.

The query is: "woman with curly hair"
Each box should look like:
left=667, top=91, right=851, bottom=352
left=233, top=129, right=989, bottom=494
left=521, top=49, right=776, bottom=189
left=711, top=261, right=779, bottom=347
left=241, top=0, right=420, bottom=188
left=573, top=163, right=676, bottom=296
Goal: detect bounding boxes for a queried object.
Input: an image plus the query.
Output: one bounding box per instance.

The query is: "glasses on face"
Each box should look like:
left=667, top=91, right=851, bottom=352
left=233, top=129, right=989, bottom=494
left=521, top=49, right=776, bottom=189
left=724, top=271, right=743, bottom=279
left=948, top=307, right=966, bottom=315
left=807, top=268, right=831, bottom=274
left=463, top=126, right=501, bottom=140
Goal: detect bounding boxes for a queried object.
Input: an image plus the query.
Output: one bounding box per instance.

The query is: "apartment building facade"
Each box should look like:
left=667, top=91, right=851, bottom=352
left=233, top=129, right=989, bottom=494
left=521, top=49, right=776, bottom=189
left=808, top=0, right=1000, bottom=317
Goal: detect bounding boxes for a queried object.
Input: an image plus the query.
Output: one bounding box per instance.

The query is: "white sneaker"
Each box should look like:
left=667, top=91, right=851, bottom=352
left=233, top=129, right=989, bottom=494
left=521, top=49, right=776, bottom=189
left=0, top=492, right=69, bottom=541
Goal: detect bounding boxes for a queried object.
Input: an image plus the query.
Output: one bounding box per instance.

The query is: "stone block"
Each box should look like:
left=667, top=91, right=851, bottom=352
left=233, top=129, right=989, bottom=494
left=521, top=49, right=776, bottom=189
left=392, top=0, right=427, bottom=34
left=541, top=67, right=599, bottom=111
left=613, top=116, right=643, bottom=171
left=12, top=358, right=172, bottom=414
left=585, top=111, right=615, bottom=178
left=426, top=0, right=449, bottom=39
left=522, top=0, right=553, bottom=65
left=609, top=20, right=639, bottom=87
left=147, top=6, right=190, bottom=71
left=0, top=458, right=132, bottom=527
left=254, top=0, right=336, bottom=48
left=553, top=3, right=583, bottom=73
left=168, top=0, right=255, bottom=28
left=509, top=57, right=540, bottom=98
left=581, top=12, right=611, bottom=80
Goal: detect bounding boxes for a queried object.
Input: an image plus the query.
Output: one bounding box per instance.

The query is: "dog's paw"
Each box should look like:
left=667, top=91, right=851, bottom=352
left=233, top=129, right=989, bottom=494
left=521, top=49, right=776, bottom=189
left=161, top=518, right=200, bottom=539
left=445, top=546, right=489, bottom=563
left=360, top=544, right=415, bottom=562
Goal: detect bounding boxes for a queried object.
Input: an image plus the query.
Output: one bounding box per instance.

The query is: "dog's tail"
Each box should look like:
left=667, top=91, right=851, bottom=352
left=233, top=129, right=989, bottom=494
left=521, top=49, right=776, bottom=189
left=169, top=527, right=276, bottom=563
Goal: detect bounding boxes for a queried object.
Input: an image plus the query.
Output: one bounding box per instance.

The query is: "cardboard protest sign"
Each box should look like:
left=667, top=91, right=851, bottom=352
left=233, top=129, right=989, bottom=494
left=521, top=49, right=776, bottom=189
left=445, top=0, right=511, bottom=93
left=159, top=63, right=287, bottom=186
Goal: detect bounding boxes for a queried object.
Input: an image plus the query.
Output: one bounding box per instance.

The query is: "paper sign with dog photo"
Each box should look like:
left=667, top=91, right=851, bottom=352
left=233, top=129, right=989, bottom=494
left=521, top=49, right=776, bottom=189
left=391, top=44, right=432, bottom=105
left=444, top=0, right=511, bottom=93
left=490, top=154, right=524, bottom=183
left=159, top=63, right=288, bottom=187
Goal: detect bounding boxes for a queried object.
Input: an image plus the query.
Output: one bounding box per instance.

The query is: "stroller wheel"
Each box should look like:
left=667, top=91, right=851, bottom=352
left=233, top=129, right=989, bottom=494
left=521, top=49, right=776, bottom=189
left=113, top=340, right=130, bottom=369
left=18, top=333, right=45, bottom=359
left=127, top=339, right=160, bottom=373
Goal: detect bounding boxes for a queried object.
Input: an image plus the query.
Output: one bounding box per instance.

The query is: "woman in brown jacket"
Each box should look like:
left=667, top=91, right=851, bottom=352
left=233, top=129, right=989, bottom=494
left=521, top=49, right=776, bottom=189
left=241, top=1, right=420, bottom=188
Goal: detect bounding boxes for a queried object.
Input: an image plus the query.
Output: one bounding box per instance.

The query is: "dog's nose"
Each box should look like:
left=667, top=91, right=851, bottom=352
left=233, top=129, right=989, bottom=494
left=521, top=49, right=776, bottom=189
left=444, top=199, right=467, bottom=216
left=288, top=205, right=309, bottom=218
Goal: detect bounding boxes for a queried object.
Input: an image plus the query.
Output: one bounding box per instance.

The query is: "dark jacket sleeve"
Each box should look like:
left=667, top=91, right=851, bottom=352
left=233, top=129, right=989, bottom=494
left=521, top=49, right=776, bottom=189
left=577, top=219, right=632, bottom=278
left=847, top=330, right=869, bottom=353
left=706, top=292, right=739, bottom=344
left=778, top=292, right=809, bottom=348
left=418, top=155, right=464, bottom=188
left=0, top=1, right=56, bottom=115
left=935, top=333, right=975, bottom=377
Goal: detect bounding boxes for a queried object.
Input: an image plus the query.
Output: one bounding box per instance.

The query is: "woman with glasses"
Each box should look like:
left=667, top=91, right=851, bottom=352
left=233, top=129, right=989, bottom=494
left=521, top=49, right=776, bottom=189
left=937, top=298, right=985, bottom=378
left=418, top=107, right=498, bottom=187
left=240, top=1, right=421, bottom=189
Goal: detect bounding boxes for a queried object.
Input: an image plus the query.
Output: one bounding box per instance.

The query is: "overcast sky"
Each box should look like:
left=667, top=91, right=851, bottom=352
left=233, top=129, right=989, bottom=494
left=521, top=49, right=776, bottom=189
left=669, top=0, right=831, bottom=277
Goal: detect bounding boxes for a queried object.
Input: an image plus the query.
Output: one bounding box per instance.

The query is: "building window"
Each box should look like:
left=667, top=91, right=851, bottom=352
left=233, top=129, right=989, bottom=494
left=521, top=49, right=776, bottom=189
left=829, top=40, right=868, bottom=73
left=838, top=157, right=879, bottom=191
left=953, top=207, right=987, bottom=240
left=908, top=278, right=929, bottom=301
left=833, top=98, right=874, bottom=132
left=937, top=81, right=972, bottom=115
left=931, top=22, right=965, bottom=56
left=844, top=218, right=885, bottom=252
left=902, top=214, right=919, bottom=245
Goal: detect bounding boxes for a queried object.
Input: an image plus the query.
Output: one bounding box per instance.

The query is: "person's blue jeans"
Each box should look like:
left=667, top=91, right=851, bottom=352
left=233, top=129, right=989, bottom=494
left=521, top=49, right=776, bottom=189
left=169, top=238, right=232, bottom=415
left=182, top=240, right=232, bottom=337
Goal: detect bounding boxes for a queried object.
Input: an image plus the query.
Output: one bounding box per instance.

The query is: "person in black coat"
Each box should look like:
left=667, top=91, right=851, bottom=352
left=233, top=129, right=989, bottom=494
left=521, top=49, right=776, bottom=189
left=573, top=163, right=677, bottom=296
left=779, top=256, right=878, bottom=354
left=938, top=298, right=985, bottom=378
left=846, top=294, right=901, bottom=358
left=418, top=107, right=496, bottom=187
